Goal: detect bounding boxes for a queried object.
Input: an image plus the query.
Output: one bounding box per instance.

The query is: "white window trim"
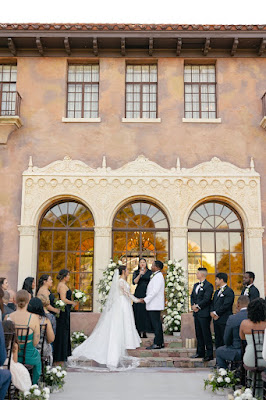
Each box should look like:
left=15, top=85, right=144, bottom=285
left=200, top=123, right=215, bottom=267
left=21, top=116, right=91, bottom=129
left=122, top=118, right=161, bottom=123
left=182, top=118, right=221, bottom=124
left=62, top=118, right=101, bottom=123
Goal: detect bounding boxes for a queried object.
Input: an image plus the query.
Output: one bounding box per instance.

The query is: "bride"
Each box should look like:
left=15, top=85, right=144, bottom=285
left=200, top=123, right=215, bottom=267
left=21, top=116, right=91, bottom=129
left=68, top=265, right=141, bottom=370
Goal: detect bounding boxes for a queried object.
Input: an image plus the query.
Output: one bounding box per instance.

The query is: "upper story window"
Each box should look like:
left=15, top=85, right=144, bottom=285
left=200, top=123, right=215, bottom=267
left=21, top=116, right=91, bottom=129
left=0, top=64, right=17, bottom=116
left=184, top=65, right=216, bottom=119
left=67, top=65, right=99, bottom=118
left=126, top=65, right=157, bottom=119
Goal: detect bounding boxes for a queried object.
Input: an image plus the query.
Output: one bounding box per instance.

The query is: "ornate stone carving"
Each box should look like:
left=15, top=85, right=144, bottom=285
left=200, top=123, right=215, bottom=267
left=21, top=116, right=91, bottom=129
left=171, top=227, right=188, bottom=237
left=18, top=225, right=36, bottom=236
left=246, top=228, right=265, bottom=238
left=94, top=227, right=112, bottom=237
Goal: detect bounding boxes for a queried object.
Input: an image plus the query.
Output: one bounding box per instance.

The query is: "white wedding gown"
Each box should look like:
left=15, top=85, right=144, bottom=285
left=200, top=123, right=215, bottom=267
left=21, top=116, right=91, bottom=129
left=68, top=270, right=141, bottom=371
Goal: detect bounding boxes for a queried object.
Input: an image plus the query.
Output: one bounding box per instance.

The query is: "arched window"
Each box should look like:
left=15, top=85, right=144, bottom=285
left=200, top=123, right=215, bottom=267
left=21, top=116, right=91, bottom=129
left=113, top=200, right=169, bottom=285
left=188, top=201, right=244, bottom=301
left=38, top=200, right=94, bottom=311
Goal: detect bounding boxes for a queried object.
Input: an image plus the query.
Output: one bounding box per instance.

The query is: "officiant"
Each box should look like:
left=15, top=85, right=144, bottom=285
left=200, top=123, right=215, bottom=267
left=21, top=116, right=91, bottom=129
left=132, top=258, right=153, bottom=338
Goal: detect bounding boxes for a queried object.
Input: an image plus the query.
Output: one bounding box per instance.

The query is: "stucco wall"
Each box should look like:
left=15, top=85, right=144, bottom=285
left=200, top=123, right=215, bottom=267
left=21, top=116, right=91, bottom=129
left=0, top=56, right=265, bottom=291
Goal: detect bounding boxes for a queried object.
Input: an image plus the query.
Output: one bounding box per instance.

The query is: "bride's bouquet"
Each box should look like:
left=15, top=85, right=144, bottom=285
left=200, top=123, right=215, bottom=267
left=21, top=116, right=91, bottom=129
left=54, top=299, right=65, bottom=317
left=72, top=289, right=87, bottom=305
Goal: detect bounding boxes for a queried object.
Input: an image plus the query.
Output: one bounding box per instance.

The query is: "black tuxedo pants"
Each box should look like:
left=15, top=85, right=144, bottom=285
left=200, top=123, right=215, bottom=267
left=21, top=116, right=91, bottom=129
left=213, top=321, right=226, bottom=349
left=194, top=314, right=213, bottom=357
left=148, top=311, right=164, bottom=346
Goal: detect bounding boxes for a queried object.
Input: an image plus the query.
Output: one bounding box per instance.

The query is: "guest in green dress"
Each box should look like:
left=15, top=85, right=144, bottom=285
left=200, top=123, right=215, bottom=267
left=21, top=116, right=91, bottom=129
left=5, top=289, right=41, bottom=384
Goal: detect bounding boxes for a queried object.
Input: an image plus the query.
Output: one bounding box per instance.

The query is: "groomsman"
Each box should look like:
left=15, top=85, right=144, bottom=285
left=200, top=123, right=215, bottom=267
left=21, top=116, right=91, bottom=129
left=190, top=267, right=214, bottom=361
left=241, top=271, right=260, bottom=301
left=141, top=260, right=165, bottom=349
left=210, top=272, right=234, bottom=349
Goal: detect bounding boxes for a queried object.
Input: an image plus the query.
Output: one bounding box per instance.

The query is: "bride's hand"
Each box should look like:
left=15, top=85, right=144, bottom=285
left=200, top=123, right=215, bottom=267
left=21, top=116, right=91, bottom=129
left=72, top=301, right=78, bottom=307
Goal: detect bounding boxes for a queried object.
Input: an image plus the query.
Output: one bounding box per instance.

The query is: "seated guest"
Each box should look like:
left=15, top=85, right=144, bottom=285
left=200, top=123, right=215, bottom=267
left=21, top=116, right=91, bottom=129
left=7, top=290, right=16, bottom=312
left=210, top=272, right=235, bottom=349
left=240, top=298, right=266, bottom=368
left=28, top=297, right=55, bottom=365
left=0, top=278, right=8, bottom=291
left=2, top=320, right=31, bottom=392
left=241, top=271, right=260, bottom=302
left=0, top=321, right=11, bottom=400
left=216, top=295, right=249, bottom=368
left=22, top=277, right=36, bottom=299
left=5, top=290, right=41, bottom=384
left=2, top=291, right=15, bottom=320
left=0, top=288, right=4, bottom=321
left=37, top=294, right=56, bottom=335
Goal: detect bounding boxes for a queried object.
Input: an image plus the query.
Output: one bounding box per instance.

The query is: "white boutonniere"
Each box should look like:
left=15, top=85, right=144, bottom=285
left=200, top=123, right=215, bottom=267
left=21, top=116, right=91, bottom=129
left=220, top=287, right=225, bottom=293
left=200, top=282, right=204, bottom=288
left=150, top=273, right=155, bottom=280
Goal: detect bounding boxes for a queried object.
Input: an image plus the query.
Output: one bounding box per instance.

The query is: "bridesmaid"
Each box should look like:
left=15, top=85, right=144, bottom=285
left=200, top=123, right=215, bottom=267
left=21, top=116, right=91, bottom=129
left=36, top=274, right=60, bottom=316
left=53, top=269, right=77, bottom=364
left=22, top=277, right=36, bottom=298
left=132, top=258, right=153, bottom=338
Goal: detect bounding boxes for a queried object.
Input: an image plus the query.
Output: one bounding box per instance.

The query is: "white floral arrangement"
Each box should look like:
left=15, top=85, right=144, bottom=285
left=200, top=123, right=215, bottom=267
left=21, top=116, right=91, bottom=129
left=163, top=259, right=188, bottom=333
left=228, top=388, right=258, bottom=400
left=97, top=259, right=122, bottom=311
left=19, top=384, right=50, bottom=399
left=71, top=331, right=88, bottom=348
left=72, top=289, right=87, bottom=305
left=54, top=299, right=65, bottom=317
left=43, top=366, right=67, bottom=392
left=204, top=368, right=239, bottom=392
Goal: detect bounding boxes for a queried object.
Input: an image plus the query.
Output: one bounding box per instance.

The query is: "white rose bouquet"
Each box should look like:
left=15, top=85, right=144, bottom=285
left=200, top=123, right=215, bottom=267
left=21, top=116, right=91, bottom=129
left=163, top=259, right=188, bottom=334
left=43, top=365, right=67, bottom=392
left=54, top=299, right=65, bottom=317
left=72, top=289, right=87, bottom=305
left=97, top=259, right=122, bottom=311
left=228, top=387, right=258, bottom=400
left=204, top=368, right=239, bottom=393
left=71, top=331, right=88, bottom=349
left=19, top=384, right=50, bottom=399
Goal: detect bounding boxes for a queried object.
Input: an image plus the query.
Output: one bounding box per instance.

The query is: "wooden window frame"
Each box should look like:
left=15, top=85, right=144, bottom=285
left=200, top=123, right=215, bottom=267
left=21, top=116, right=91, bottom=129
left=0, top=64, right=17, bottom=116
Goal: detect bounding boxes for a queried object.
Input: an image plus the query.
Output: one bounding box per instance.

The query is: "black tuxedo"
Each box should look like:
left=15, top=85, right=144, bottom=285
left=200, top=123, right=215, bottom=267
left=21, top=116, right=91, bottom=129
left=190, top=280, right=213, bottom=358
left=211, top=285, right=235, bottom=349
left=241, top=284, right=260, bottom=302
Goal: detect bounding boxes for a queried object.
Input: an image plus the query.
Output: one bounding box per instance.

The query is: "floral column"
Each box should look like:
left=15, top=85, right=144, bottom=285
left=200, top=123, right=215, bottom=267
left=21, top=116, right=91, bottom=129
left=93, top=226, right=112, bottom=311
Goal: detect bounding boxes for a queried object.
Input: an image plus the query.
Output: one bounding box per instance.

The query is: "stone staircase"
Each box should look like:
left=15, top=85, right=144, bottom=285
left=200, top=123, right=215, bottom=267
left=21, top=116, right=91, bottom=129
left=127, top=336, right=215, bottom=368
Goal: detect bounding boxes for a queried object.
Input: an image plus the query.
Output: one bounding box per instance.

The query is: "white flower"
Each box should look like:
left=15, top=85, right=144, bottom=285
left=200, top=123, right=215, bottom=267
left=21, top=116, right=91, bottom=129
left=169, top=293, right=174, bottom=298
left=168, top=260, right=173, bottom=265
left=225, top=377, right=230, bottom=383
left=118, top=260, right=123, bottom=265
left=234, top=390, right=242, bottom=396
left=62, top=371, right=67, bottom=376
left=44, top=394, right=50, bottom=399
left=106, top=285, right=110, bottom=291
left=168, top=302, right=172, bottom=307
left=110, top=271, right=114, bottom=276
left=217, top=377, right=223, bottom=383
left=24, top=391, right=30, bottom=397
left=75, top=292, right=83, bottom=299
left=244, top=394, right=253, bottom=400
left=244, top=389, right=252, bottom=395
left=44, top=387, right=50, bottom=394
left=234, top=397, right=242, bottom=400
left=34, top=389, right=41, bottom=396
left=219, top=368, right=227, bottom=376
left=112, top=262, right=116, bottom=267
left=56, top=366, right=62, bottom=370
left=31, top=385, right=38, bottom=389
left=51, top=368, right=57, bottom=374
left=57, top=372, right=62, bottom=378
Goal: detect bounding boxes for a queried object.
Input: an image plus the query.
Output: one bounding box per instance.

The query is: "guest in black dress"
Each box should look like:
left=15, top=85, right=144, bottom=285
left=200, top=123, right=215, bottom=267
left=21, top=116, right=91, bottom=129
left=53, top=269, right=77, bottom=363
left=36, top=274, right=60, bottom=316
left=132, top=258, right=153, bottom=338
left=22, top=277, right=36, bottom=298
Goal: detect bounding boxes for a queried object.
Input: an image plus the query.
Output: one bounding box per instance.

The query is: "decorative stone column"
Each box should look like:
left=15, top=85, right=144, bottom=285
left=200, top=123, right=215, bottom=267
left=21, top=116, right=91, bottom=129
left=245, top=227, right=265, bottom=297
left=93, top=226, right=112, bottom=311
left=17, top=225, right=37, bottom=290
left=171, top=227, right=188, bottom=270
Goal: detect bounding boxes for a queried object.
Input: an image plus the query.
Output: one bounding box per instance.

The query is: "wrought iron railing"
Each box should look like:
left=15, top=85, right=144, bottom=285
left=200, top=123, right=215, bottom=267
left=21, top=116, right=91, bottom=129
left=262, top=92, right=266, bottom=118
left=0, top=89, right=21, bottom=116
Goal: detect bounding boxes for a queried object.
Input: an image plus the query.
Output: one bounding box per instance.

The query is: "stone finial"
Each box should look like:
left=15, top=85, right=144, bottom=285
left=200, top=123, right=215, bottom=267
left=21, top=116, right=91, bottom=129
left=102, top=155, right=107, bottom=168
left=176, top=157, right=181, bottom=172
left=250, top=157, right=255, bottom=171
left=28, top=156, right=33, bottom=171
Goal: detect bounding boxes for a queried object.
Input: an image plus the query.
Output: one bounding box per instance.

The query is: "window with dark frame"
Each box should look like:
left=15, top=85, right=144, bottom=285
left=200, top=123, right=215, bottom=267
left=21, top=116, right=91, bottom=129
left=126, top=65, right=157, bottom=119
left=187, top=201, right=244, bottom=306
left=67, top=65, right=99, bottom=118
left=184, top=65, right=216, bottom=119
left=0, top=65, right=17, bottom=116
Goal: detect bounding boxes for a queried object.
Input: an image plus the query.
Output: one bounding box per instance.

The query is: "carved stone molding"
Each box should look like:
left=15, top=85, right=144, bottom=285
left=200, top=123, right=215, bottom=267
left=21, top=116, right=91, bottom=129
left=18, top=225, right=36, bottom=236
left=246, top=227, right=265, bottom=238
left=94, top=227, right=112, bottom=237
left=171, top=227, right=188, bottom=237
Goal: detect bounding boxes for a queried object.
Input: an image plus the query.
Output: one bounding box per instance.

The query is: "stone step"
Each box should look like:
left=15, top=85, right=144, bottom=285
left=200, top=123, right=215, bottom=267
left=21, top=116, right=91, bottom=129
left=140, top=338, right=183, bottom=348
left=138, top=356, right=216, bottom=368
left=128, top=348, right=196, bottom=358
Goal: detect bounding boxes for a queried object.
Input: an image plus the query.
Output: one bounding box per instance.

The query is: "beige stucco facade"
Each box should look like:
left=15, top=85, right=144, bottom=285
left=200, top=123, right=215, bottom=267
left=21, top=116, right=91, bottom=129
left=0, top=55, right=265, bottom=304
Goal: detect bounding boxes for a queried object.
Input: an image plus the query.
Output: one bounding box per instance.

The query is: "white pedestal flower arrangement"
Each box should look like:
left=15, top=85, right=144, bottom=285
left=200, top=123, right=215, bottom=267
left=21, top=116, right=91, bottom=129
left=163, top=260, right=188, bottom=334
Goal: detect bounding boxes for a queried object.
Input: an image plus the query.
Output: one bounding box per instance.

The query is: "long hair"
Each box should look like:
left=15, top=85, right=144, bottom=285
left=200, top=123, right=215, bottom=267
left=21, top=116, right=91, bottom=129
left=0, top=277, right=7, bottom=288
left=22, top=277, right=34, bottom=296
left=247, top=298, right=266, bottom=323
left=37, top=274, right=50, bottom=294
left=0, top=287, right=4, bottom=313
left=2, top=320, right=19, bottom=351
left=138, top=257, right=147, bottom=270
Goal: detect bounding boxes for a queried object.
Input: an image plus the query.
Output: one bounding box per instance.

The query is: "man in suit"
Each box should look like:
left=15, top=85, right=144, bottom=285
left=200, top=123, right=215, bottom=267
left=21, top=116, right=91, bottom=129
left=241, top=271, right=260, bottom=302
left=141, top=260, right=165, bottom=350
left=0, top=321, right=11, bottom=400
left=211, top=272, right=235, bottom=349
left=216, top=295, right=249, bottom=368
left=2, top=291, right=14, bottom=320
left=190, top=267, right=214, bottom=362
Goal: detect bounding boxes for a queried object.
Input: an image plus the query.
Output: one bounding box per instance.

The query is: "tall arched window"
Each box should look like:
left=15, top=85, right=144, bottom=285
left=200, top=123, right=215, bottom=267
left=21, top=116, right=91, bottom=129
left=113, top=200, right=169, bottom=286
left=38, top=200, right=94, bottom=311
left=188, top=201, right=244, bottom=300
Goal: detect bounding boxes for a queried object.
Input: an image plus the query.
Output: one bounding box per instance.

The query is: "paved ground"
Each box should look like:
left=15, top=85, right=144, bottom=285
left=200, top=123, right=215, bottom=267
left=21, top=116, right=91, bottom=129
left=50, top=368, right=227, bottom=400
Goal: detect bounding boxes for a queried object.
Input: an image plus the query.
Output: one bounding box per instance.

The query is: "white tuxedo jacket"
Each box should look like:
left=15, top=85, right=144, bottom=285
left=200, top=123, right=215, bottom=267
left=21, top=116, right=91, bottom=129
left=144, top=271, right=165, bottom=311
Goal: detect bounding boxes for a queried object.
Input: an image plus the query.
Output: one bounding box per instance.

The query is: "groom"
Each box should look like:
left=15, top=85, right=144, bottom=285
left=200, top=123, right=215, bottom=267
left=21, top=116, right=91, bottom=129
left=140, top=260, right=165, bottom=350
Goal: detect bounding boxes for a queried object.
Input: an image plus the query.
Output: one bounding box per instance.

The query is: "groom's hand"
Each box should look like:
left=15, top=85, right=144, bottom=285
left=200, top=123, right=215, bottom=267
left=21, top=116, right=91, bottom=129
left=139, top=298, right=145, bottom=303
